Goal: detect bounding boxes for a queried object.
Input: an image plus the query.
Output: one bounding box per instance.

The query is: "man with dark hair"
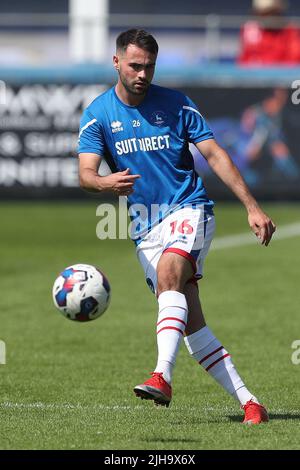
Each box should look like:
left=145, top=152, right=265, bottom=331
left=116, top=29, right=159, bottom=56
left=78, top=29, right=275, bottom=424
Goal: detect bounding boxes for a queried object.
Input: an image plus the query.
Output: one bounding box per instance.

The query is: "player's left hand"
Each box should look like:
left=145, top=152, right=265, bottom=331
left=248, top=209, right=276, bottom=246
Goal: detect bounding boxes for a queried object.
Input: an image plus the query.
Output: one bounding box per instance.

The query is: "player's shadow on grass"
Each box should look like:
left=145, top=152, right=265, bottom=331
left=227, top=413, right=300, bottom=422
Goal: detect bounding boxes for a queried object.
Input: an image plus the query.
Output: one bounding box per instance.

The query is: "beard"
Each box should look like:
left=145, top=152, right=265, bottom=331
left=119, top=72, right=150, bottom=96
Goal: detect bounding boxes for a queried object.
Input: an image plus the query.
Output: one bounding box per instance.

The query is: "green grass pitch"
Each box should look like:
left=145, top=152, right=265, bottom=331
left=0, top=201, right=299, bottom=450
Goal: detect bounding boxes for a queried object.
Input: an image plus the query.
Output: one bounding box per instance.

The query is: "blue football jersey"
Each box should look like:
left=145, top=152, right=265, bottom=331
left=78, top=84, right=214, bottom=243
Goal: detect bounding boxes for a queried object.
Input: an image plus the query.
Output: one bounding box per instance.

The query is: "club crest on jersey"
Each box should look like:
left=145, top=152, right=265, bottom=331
left=111, top=120, right=124, bottom=133
left=150, top=111, right=167, bottom=126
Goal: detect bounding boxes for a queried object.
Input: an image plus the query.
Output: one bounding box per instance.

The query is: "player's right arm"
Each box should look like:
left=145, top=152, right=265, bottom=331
left=78, top=108, right=140, bottom=196
left=78, top=153, right=140, bottom=196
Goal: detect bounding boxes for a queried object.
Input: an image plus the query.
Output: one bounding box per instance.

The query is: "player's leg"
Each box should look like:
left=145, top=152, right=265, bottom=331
left=134, top=251, right=193, bottom=407
left=154, top=251, right=193, bottom=379
left=134, top=207, right=204, bottom=407
left=184, top=281, right=206, bottom=335
left=184, top=263, right=268, bottom=424
left=134, top=231, right=172, bottom=406
left=146, top=204, right=214, bottom=408
left=135, top=206, right=211, bottom=406
left=184, top=282, right=256, bottom=401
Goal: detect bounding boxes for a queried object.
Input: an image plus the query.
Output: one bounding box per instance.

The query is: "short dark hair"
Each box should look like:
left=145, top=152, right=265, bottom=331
left=116, top=29, right=158, bottom=55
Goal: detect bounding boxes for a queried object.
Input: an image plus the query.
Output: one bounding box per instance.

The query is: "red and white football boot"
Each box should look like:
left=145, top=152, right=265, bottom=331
left=134, top=372, right=172, bottom=407
left=242, top=400, right=269, bottom=425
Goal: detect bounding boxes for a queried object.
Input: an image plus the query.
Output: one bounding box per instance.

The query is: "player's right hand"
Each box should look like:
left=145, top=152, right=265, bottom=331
left=101, top=168, right=141, bottom=196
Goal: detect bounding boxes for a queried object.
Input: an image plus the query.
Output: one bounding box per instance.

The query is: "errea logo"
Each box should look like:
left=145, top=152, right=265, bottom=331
left=111, top=121, right=123, bottom=133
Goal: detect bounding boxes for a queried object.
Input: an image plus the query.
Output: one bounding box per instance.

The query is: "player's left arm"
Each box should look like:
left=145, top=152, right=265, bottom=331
left=196, top=138, right=276, bottom=246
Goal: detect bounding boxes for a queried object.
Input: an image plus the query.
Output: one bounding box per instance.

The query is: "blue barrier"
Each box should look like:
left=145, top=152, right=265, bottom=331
left=0, top=63, right=299, bottom=86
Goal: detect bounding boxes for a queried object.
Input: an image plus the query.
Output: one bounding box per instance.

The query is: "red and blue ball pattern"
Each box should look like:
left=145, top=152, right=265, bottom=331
left=55, top=268, right=87, bottom=307
left=53, top=265, right=111, bottom=322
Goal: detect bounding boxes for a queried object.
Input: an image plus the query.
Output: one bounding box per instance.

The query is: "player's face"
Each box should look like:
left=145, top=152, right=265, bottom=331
left=114, top=44, right=157, bottom=96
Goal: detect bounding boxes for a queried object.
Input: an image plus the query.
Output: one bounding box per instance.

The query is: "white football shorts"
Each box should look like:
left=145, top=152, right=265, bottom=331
left=136, top=205, right=215, bottom=294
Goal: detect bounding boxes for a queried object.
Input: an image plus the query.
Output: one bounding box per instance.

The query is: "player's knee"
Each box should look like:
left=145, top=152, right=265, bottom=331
left=156, top=252, right=191, bottom=296
left=156, top=271, right=182, bottom=296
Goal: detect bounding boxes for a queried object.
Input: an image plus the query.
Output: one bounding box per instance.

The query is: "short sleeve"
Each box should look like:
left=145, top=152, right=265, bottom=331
left=182, top=96, right=214, bottom=144
left=78, top=109, right=105, bottom=155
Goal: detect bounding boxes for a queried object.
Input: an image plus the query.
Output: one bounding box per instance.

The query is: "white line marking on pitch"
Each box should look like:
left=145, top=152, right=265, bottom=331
left=211, top=221, right=300, bottom=251
left=0, top=402, right=299, bottom=417
left=0, top=402, right=142, bottom=411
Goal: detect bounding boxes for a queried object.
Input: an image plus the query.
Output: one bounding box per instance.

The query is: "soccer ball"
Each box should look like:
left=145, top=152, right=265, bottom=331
left=52, top=264, right=111, bottom=322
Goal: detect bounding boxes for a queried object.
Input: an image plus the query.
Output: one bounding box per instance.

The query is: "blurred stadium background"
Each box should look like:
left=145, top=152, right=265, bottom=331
left=1, top=0, right=300, bottom=451
left=1, top=0, right=300, bottom=199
